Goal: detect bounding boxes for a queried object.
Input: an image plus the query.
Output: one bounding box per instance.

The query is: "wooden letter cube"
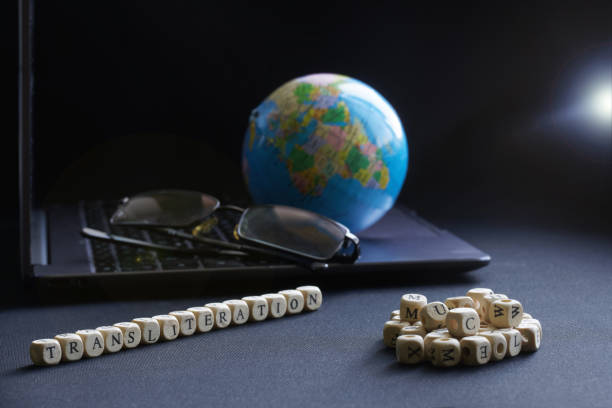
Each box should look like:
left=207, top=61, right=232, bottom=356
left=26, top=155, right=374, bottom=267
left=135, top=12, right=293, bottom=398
left=488, top=299, right=523, bottom=328
left=400, top=325, right=427, bottom=338
left=222, top=300, right=250, bottom=325
left=460, top=335, right=491, bottom=365
left=261, top=294, right=287, bottom=318
left=30, top=339, right=62, bottom=366
left=423, top=330, right=451, bottom=359
left=431, top=337, right=461, bottom=367
left=446, top=307, right=480, bottom=338
left=396, top=335, right=425, bottom=364
left=466, top=288, right=494, bottom=318
left=205, top=303, right=232, bottom=328
left=186, top=307, right=214, bottom=332
left=383, top=320, right=410, bottom=348
left=445, top=296, right=475, bottom=310
left=278, top=290, right=304, bottom=314
left=75, top=329, right=105, bottom=357
left=521, top=318, right=542, bottom=337
left=54, top=333, right=84, bottom=362
left=481, top=294, right=508, bottom=322
left=296, top=285, right=323, bottom=311
left=96, top=326, right=123, bottom=353
left=479, top=330, right=507, bottom=361
left=390, top=310, right=400, bottom=320
left=420, top=302, right=449, bottom=331
left=400, top=294, right=427, bottom=323
left=152, top=315, right=180, bottom=340
left=496, top=328, right=522, bottom=357
left=132, top=317, right=160, bottom=344
left=241, top=296, right=269, bottom=321
left=169, top=311, right=197, bottom=335
left=113, top=322, right=142, bottom=349
left=518, top=323, right=541, bottom=352
left=522, top=312, right=533, bottom=320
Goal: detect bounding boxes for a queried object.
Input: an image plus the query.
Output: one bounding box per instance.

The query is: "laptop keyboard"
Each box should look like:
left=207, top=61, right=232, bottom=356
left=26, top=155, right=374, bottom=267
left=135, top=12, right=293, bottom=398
left=80, top=201, right=275, bottom=273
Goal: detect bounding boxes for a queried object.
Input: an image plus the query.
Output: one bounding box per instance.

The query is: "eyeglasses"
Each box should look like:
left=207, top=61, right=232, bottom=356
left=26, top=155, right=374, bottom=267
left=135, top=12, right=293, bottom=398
left=81, top=190, right=360, bottom=267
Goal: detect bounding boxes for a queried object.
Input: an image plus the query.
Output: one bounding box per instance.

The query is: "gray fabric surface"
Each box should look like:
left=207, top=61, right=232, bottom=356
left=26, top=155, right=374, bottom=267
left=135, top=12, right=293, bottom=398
left=1, top=223, right=611, bottom=407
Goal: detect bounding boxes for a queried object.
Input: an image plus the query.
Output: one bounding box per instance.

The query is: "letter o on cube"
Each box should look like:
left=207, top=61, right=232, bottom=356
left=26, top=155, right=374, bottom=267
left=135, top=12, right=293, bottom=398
left=30, top=339, right=62, bottom=366
left=400, top=294, right=427, bottom=323
left=479, top=330, right=507, bottom=361
left=496, top=328, right=522, bottom=357
left=54, top=333, right=84, bottom=361
left=278, top=290, right=304, bottom=314
left=446, top=307, right=480, bottom=338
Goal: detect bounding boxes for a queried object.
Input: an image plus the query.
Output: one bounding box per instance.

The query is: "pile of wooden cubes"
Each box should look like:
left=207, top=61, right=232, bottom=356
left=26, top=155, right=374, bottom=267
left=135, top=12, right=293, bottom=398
left=383, top=288, right=542, bottom=366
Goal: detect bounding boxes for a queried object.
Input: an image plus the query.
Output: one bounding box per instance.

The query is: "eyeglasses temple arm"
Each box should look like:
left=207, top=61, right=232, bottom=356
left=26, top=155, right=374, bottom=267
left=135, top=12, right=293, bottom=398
left=81, top=228, right=247, bottom=257
left=162, top=227, right=323, bottom=270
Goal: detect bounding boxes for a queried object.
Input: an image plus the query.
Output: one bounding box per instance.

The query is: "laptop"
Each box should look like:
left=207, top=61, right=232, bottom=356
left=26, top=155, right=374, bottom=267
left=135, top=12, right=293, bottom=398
left=18, top=1, right=490, bottom=293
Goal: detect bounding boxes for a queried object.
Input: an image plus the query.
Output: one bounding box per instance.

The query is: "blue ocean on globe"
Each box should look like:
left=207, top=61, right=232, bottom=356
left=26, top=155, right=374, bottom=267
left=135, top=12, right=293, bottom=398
left=242, top=73, right=408, bottom=233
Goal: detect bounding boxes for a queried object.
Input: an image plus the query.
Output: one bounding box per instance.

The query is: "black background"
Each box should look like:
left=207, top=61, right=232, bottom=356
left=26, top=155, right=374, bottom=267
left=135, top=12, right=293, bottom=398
left=2, top=1, right=611, bottom=290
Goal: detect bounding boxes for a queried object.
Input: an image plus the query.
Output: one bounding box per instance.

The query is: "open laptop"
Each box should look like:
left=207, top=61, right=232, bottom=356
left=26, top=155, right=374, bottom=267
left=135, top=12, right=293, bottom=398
left=18, top=1, right=490, bottom=292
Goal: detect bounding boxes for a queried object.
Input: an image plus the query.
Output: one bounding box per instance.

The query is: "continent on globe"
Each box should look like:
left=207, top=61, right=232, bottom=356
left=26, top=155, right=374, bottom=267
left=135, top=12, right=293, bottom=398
left=242, top=73, right=408, bottom=233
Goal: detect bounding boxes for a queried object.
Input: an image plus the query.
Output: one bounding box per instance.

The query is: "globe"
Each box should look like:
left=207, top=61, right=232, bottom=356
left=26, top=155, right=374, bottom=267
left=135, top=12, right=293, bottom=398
left=242, top=73, right=408, bottom=233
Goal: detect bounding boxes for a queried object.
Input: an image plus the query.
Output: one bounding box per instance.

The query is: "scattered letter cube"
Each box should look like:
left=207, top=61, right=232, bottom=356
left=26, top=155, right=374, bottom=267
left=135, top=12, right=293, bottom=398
left=488, top=299, right=523, bottom=328
left=445, top=296, right=475, bottom=310
left=396, top=335, right=425, bottom=364
left=431, top=337, right=461, bottom=367
left=479, top=330, right=507, bottom=361
left=400, top=294, right=427, bottom=323
left=383, top=320, right=410, bottom=348
left=446, top=307, right=480, bottom=338
left=460, top=335, right=491, bottom=365
left=420, top=302, right=449, bottom=331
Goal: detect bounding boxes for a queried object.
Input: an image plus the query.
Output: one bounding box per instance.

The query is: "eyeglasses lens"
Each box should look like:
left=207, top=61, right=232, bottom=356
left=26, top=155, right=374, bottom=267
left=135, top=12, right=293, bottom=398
left=237, top=205, right=346, bottom=260
left=110, top=190, right=219, bottom=227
